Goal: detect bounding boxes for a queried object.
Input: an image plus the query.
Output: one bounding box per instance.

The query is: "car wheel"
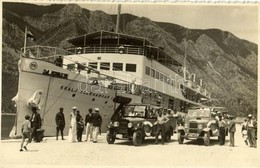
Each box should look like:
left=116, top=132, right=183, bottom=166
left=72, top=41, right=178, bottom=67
left=178, top=132, right=184, bottom=144
left=204, top=133, right=210, bottom=146
left=106, top=130, right=115, bottom=144
left=133, top=130, right=143, bottom=146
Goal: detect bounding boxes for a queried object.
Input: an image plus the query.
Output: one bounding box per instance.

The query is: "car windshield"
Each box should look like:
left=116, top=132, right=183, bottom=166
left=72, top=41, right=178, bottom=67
left=123, top=105, right=146, bottom=117
left=188, top=109, right=210, bottom=118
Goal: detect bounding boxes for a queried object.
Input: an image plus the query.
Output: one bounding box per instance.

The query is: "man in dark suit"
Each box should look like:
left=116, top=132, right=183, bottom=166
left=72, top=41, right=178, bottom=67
left=228, top=115, right=236, bottom=147
left=54, top=56, right=63, bottom=67
left=55, top=107, right=65, bottom=140
left=247, top=114, right=257, bottom=148
left=76, top=110, right=84, bottom=142
left=85, top=108, right=93, bottom=141
left=218, top=114, right=226, bottom=145
left=30, top=107, right=42, bottom=141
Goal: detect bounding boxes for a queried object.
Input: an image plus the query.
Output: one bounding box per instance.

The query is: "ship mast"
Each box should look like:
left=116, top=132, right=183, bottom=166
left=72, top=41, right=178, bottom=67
left=23, top=26, right=28, bottom=54
left=183, top=30, right=188, bottom=81
left=115, top=4, right=121, bottom=33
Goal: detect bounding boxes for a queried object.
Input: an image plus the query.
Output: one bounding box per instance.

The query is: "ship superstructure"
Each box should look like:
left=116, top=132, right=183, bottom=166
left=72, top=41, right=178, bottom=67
left=11, top=30, right=211, bottom=137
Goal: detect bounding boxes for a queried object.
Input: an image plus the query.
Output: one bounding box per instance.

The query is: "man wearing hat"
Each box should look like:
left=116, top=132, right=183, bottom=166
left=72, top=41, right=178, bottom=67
left=92, top=108, right=102, bottom=143
left=30, top=107, right=42, bottom=142
left=85, top=108, right=94, bottom=141
left=218, top=113, right=226, bottom=145
left=68, top=107, right=77, bottom=142
left=247, top=114, right=257, bottom=148
left=55, top=107, right=65, bottom=140
left=228, top=115, right=236, bottom=147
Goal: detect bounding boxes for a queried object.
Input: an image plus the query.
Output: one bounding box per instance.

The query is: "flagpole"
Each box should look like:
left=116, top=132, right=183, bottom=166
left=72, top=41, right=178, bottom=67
left=23, top=26, right=27, bottom=54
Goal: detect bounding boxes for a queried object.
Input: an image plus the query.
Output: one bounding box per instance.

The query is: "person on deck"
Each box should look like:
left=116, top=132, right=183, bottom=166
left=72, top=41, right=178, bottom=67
left=54, top=56, right=63, bottom=67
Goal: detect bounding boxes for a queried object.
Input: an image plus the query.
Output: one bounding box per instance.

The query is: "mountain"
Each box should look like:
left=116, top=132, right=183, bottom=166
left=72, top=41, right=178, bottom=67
left=2, top=2, right=257, bottom=117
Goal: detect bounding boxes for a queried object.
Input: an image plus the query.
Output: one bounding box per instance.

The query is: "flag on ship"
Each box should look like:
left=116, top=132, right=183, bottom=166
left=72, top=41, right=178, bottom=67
left=27, top=30, right=35, bottom=41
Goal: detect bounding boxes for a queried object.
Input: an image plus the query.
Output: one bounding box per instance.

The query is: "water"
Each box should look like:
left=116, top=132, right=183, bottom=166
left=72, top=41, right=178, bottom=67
left=1, top=113, right=15, bottom=139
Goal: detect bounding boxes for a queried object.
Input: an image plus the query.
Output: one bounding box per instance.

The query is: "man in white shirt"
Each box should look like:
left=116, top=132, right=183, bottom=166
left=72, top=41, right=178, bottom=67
left=154, top=110, right=169, bottom=145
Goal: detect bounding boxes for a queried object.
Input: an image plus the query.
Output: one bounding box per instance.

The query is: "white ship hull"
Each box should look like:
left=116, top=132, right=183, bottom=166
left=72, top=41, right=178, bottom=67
left=12, top=57, right=141, bottom=137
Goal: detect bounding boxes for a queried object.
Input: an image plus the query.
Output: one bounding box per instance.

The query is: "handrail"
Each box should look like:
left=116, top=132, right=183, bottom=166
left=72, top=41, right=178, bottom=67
left=66, top=45, right=144, bottom=55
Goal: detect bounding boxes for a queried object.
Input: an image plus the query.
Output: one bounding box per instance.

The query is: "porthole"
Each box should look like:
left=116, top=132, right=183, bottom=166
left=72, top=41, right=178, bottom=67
left=92, top=98, right=95, bottom=101
left=105, top=101, right=108, bottom=104
left=72, top=94, right=76, bottom=97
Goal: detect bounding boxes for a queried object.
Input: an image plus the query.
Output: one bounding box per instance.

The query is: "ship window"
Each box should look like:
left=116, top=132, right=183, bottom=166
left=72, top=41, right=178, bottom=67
left=100, top=62, right=110, bottom=70
left=145, top=66, right=150, bottom=75
left=126, top=64, right=136, bottom=72
left=151, top=69, right=155, bottom=78
left=156, top=71, right=159, bottom=80
left=113, top=63, right=123, bottom=71
left=89, top=62, right=97, bottom=69
left=159, top=73, right=164, bottom=81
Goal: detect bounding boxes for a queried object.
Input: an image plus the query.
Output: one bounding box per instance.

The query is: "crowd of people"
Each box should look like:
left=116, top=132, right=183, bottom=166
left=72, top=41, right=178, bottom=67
left=19, top=106, right=102, bottom=151
left=19, top=106, right=257, bottom=151
left=210, top=112, right=257, bottom=148
left=56, top=106, right=103, bottom=143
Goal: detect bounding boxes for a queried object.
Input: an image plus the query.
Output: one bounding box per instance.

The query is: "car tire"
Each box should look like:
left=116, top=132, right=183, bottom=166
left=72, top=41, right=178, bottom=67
left=106, top=130, right=115, bottom=144
left=178, top=132, right=184, bottom=144
left=204, top=133, right=210, bottom=146
left=133, top=130, right=143, bottom=146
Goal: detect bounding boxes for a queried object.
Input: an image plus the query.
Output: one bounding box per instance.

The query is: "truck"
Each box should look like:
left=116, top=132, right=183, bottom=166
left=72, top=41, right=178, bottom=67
left=177, top=107, right=228, bottom=146
left=106, top=103, right=177, bottom=146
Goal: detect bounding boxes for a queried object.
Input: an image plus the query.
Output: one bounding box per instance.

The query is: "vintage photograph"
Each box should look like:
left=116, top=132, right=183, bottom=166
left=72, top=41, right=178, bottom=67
left=1, top=0, right=258, bottom=167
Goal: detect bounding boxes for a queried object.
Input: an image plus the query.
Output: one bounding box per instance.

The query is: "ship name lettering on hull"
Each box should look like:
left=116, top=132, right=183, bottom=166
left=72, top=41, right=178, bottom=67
left=60, top=86, right=78, bottom=92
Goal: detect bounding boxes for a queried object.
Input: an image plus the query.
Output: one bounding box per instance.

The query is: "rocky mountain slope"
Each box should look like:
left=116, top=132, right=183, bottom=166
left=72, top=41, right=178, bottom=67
left=2, top=2, right=257, bottom=116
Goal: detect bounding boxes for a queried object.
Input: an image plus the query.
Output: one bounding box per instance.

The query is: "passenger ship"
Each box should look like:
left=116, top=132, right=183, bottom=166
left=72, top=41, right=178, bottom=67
left=10, top=12, right=211, bottom=138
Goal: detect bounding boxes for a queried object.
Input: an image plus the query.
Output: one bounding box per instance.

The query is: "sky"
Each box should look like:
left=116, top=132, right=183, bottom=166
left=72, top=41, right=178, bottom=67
left=78, top=3, right=258, bottom=44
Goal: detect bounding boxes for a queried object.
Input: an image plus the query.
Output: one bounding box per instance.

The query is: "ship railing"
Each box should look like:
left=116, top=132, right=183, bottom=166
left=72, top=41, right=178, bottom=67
left=65, top=45, right=144, bottom=55
left=21, top=45, right=72, bottom=59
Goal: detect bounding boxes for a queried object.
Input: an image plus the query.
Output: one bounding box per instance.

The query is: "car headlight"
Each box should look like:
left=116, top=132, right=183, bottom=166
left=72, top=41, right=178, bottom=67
left=198, top=124, right=203, bottom=130
left=114, top=121, right=119, bottom=127
left=128, top=123, right=133, bottom=128
left=184, top=123, right=189, bottom=129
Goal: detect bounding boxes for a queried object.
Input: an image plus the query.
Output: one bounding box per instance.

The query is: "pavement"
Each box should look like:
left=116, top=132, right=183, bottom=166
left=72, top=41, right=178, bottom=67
left=0, top=124, right=259, bottom=168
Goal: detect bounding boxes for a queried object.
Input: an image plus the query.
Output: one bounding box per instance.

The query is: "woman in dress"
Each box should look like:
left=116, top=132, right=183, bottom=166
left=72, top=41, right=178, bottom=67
left=68, top=107, right=77, bottom=142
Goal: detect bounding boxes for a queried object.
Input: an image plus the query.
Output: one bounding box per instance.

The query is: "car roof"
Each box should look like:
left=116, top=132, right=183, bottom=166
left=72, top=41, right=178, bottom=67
left=126, top=103, right=162, bottom=108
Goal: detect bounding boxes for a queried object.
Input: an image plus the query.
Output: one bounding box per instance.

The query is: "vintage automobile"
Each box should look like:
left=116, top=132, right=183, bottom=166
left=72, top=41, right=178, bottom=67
left=106, top=103, right=177, bottom=146
left=177, top=107, right=228, bottom=146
